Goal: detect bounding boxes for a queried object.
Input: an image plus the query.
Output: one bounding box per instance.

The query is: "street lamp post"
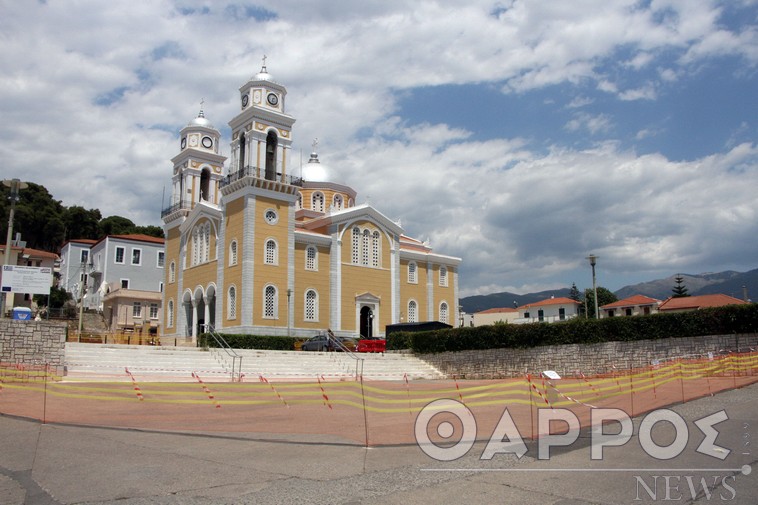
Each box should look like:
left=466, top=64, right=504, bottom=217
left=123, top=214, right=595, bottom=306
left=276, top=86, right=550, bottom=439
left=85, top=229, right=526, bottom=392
left=287, top=289, right=292, bottom=337
left=587, top=254, right=599, bottom=319
left=1, top=179, right=28, bottom=319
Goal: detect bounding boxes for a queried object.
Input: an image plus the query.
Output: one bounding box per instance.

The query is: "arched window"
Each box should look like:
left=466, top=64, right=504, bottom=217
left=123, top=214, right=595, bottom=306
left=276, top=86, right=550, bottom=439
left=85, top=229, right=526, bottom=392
left=264, top=239, right=277, bottom=265
left=263, top=285, right=277, bottom=318
left=167, top=299, right=174, bottom=327
left=352, top=227, right=361, bottom=264
left=192, top=222, right=211, bottom=265
left=297, top=192, right=303, bottom=210
left=312, top=192, right=324, bottom=213
left=439, top=302, right=449, bottom=324
left=361, top=229, right=370, bottom=266
left=192, top=228, right=199, bottom=266
left=305, top=289, right=318, bottom=321
left=371, top=231, right=380, bottom=267
left=408, top=261, right=417, bottom=284
left=227, top=286, right=236, bottom=320
left=238, top=131, right=246, bottom=172
left=439, top=265, right=448, bottom=287
left=305, top=245, right=317, bottom=270
left=169, top=261, right=176, bottom=283
left=200, top=168, right=210, bottom=202
left=265, top=130, right=278, bottom=181
left=408, top=300, right=418, bottom=323
left=333, top=194, right=343, bottom=211
left=203, top=223, right=210, bottom=262
left=229, top=240, right=238, bottom=266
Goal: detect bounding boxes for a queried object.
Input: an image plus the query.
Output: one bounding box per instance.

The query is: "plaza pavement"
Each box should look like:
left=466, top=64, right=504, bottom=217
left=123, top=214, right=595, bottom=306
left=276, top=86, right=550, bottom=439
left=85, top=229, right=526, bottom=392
left=0, top=382, right=755, bottom=505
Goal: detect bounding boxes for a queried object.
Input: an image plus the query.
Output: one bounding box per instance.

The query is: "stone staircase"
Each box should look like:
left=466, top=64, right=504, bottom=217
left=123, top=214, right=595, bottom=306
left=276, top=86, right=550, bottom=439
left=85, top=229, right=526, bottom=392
left=64, top=343, right=445, bottom=382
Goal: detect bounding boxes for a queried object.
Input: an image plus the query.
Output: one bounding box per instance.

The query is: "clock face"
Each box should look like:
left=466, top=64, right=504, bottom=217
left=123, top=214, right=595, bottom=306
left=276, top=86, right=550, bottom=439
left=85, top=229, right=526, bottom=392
left=264, top=209, right=278, bottom=224
left=181, top=137, right=187, bottom=149
left=241, top=94, right=249, bottom=108
left=202, top=136, right=213, bottom=148
left=267, top=93, right=279, bottom=106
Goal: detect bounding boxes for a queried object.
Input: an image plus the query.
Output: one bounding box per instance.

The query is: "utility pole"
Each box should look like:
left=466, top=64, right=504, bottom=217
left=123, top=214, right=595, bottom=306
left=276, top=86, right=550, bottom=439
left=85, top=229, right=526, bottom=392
left=587, top=254, right=599, bottom=319
left=1, top=179, right=27, bottom=318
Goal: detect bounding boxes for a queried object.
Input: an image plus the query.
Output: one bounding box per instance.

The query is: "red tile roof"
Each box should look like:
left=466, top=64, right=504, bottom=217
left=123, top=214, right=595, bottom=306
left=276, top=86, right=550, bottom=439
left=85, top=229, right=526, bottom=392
left=109, top=234, right=165, bottom=244
left=521, top=297, right=580, bottom=309
left=22, top=247, right=60, bottom=260
left=601, top=295, right=660, bottom=310
left=476, top=307, right=519, bottom=315
left=658, top=294, right=748, bottom=311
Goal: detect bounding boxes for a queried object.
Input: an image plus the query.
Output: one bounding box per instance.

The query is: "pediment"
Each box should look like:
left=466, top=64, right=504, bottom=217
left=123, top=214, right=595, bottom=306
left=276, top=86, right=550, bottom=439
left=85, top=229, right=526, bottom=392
left=355, top=292, right=381, bottom=303
left=179, top=201, right=222, bottom=235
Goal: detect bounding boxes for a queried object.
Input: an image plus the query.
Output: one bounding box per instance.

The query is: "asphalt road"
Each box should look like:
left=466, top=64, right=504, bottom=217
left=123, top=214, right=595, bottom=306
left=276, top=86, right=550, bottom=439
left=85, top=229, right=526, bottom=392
left=1, top=383, right=755, bottom=505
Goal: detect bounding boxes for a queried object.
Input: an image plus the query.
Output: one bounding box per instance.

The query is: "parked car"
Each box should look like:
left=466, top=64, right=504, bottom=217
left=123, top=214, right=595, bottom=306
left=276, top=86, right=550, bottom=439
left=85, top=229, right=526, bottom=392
left=301, top=334, right=330, bottom=351
left=300, top=334, right=358, bottom=352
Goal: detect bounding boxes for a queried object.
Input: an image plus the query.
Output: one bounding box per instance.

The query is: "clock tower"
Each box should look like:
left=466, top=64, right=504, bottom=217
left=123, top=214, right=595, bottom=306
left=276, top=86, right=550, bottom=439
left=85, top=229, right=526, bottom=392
left=169, top=105, right=226, bottom=211
left=229, top=58, right=295, bottom=181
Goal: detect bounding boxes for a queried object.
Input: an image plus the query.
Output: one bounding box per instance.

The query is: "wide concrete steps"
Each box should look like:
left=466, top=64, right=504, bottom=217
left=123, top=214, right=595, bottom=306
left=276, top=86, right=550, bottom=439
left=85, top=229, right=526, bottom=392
left=64, top=343, right=444, bottom=382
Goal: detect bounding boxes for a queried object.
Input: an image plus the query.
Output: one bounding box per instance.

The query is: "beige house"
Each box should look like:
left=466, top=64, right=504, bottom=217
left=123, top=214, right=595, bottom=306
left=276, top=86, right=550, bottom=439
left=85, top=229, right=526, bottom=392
left=600, top=294, right=660, bottom=318
left=473, top=307, right=519, bottom=326
left=102, top=287, right=161, bottom=338
left=515, top=296, right=581, bottom=324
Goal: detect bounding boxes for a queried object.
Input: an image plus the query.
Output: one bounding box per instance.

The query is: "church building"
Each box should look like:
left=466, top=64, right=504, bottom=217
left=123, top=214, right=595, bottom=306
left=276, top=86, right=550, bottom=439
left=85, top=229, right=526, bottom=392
left=161, top=64, right=461, bottom=343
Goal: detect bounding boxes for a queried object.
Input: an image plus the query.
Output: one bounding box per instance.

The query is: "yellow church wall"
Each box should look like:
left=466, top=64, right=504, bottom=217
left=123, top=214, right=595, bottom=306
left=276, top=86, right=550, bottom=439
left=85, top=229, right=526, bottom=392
left=340, top=263, right=392, bottom=332
left=252, top=195, right=290, bottom=327
left=431, top=264, right=456, bottom=325
left=399, top=258, right=428, bottom=322
left=182, top=260, right=217, bottom=293
left=299, top=188, right=351, bottom=212
left=222, top=197, right=246, bottom=324
left=294, top=242, right=331, bottom=329
left=338, top=223, right=393, bottom=332
left=162, top=226, right=182, bottom=334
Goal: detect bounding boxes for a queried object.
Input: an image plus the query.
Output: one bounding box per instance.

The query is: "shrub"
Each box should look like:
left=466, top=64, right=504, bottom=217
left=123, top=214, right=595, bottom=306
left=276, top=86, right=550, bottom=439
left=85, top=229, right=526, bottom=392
left=199, top=333, right=298, bottom=350
left=390, top=304, right=758, bottom=353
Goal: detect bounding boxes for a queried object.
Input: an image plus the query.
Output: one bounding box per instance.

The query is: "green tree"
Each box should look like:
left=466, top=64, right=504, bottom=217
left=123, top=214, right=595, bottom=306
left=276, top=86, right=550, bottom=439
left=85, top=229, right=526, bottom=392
left=584, top=286, right=618, bottom=318
left=33, top=285, right=71, bottom=309
left=64, top=206, right=102, bottom=240
left=0, top=182, right=66, bottom=252
left=133, top=224, right=165, bottom=238
left=98, top=215, right=136, bottom=236
left=672, top=275, right=690, bottom=298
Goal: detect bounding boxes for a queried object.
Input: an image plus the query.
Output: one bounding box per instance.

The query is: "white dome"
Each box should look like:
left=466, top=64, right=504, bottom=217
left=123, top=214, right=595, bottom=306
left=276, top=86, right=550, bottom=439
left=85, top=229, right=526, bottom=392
left=302, top=151, right=329, bottom=182
left=187, top=109, right=215, bottom=130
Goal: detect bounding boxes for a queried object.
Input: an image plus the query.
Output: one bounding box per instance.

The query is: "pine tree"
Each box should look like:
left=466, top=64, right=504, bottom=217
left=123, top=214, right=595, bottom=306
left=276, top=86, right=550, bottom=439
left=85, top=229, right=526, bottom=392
left=672, top=275, right=690, bottom=298
left=568, top=282, right=582, bottom=303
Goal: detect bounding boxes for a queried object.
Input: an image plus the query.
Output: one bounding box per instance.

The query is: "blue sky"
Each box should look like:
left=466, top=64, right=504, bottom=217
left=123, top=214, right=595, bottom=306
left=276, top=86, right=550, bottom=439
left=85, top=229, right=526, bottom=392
left=1, top=0, right=757, bottom=297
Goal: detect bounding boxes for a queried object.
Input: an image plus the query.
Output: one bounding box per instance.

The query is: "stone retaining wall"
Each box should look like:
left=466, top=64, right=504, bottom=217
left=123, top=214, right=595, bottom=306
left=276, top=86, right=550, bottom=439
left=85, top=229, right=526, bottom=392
left=418, top=333, right=758, bottom=379
left=0, top=320, right=67, bottom=375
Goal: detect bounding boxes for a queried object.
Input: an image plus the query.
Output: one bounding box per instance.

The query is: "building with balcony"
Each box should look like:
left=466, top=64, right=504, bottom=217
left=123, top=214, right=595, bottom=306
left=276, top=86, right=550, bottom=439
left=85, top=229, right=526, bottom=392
left=162, top=63, right=461, bottom=344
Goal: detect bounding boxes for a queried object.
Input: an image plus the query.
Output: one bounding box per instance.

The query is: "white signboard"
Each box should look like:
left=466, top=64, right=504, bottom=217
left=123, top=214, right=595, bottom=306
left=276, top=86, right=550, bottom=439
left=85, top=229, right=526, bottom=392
left=1, top=265, right=53, bottom=295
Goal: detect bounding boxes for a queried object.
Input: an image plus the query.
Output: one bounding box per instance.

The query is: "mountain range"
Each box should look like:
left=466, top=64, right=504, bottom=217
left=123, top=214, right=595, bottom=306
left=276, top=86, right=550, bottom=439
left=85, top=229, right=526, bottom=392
left=460, top=268, right=757, bottom=314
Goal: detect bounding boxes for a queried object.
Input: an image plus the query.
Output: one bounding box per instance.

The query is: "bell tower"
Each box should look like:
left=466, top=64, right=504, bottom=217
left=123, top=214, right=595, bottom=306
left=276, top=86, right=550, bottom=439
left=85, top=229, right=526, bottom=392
left=229, top=57, right=296, bottom=182
left=169, top=104, right=227, bottom=211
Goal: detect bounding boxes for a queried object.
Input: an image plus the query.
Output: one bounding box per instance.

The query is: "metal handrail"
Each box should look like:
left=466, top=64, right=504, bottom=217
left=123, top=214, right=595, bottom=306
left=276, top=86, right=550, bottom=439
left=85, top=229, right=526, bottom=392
left=220, top=165, right=303, bottom=188
left=326, top=329, right=364, bottom=379
left=202, top=324, right=243, bottom=381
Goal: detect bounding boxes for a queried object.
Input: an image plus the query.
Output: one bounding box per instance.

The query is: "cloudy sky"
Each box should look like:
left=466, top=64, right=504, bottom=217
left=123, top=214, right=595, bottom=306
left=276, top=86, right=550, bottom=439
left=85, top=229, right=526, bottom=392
left=2, top=0, right=757, bottom=297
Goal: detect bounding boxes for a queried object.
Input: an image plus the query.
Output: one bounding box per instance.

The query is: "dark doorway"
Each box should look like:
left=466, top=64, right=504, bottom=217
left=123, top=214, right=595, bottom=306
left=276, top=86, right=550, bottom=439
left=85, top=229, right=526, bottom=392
left=360, top=306, right=373, bottom=339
